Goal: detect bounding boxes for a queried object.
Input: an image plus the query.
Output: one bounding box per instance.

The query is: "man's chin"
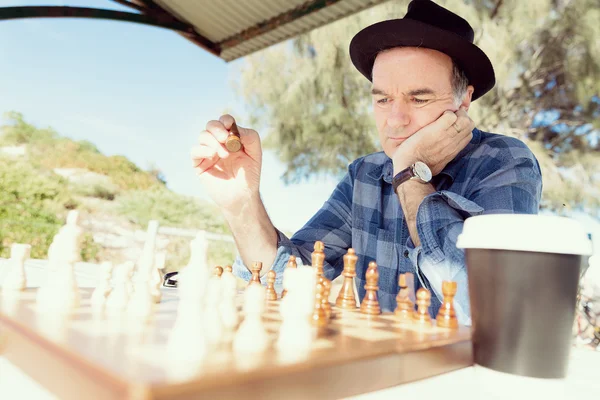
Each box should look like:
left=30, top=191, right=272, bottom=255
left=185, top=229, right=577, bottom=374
left=384, top=141, right=404, bottom=158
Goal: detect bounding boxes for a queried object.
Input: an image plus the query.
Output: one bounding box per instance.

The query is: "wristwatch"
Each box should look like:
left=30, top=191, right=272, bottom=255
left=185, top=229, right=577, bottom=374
left=392, top=161, right=432, bottom=192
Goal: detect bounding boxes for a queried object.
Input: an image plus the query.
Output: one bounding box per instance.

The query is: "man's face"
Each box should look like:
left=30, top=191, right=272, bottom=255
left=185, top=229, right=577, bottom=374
left=371, top=47, right=472, bottom=158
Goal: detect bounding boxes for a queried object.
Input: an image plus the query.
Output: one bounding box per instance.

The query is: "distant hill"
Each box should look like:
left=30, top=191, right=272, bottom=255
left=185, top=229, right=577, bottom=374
left=0, top=111, right=235, bottom=270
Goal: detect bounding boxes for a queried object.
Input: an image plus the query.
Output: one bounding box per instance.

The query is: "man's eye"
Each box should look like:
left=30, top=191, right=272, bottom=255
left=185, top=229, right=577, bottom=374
left=413, top=98, right=429, bottom=104
left=377, top=98, right=389, bottom=104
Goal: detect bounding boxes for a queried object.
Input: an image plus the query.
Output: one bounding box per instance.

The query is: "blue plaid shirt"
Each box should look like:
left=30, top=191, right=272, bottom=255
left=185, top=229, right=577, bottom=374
left=233, top=128, right=542, bottom=324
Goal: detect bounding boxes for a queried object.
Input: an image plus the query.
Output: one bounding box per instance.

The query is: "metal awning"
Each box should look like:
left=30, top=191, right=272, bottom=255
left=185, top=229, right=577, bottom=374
left=1, top=0, right=388, bottom=61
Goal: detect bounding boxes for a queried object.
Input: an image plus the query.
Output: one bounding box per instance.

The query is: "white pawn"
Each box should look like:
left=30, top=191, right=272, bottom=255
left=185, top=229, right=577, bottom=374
left=203, top=276, right=224, bottom=344
left=91, top=262, right=113, bottom=308
left=233, top=283, right=269, bottom=353
left=106, top=261, right=134, bottom=312
left=2, top=243, right=31, bottom=291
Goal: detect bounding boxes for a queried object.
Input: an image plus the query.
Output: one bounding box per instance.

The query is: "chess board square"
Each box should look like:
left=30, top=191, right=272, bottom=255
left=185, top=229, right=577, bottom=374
left=339, top=326, right=399, bottom=341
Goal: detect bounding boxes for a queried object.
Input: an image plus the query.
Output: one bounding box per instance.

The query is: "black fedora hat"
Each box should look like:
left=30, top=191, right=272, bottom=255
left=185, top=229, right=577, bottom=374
left=349, top=0, right=495, bottom=101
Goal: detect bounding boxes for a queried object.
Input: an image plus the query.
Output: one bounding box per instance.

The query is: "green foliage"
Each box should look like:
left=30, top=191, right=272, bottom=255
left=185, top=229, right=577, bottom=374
left=116, top=188, right=230, bottom=233
left=80, top=232, right=102, bottom=262
left=71, top=183, right=118, bottom=201
left=236, top=10, right=383, bottom=183
left=1, top=112, right=162, bottom=191
left=0, top=157, right=100, bottom=261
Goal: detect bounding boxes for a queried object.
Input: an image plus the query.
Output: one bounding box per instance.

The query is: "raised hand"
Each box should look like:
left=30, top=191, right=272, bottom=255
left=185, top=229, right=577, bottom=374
left=392, top=106, right=475, bottom=176
left=191, top=114, right=262, bottom=210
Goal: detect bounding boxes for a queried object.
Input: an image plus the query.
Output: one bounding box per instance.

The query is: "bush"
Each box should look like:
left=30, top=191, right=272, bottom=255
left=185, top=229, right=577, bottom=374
left=0, top=157, right=95, bottom=261
left=116, top=188, right=230, bottom=233
left=1, top=112, right=162, bottom=191
left=70, top=178, right=120, bottom=201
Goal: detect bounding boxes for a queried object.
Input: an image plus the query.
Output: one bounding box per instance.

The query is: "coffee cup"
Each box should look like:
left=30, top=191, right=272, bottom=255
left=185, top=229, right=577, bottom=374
left=457, top=214, right=592, bottom=379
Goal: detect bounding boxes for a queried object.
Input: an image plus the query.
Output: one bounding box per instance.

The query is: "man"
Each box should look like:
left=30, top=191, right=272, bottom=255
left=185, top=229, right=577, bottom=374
left=190, top=0, right=542, bottom=324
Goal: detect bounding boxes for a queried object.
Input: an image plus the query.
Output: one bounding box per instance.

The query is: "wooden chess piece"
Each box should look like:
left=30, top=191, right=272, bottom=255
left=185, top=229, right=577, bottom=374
left=311, top=282, right=328, bottom=328
left=436, top=281, right=458, bottom=329
left=281, top=255, right=297, bottom=299
left=224, top=265, right=233, bottom=274
left=248, top=261, right=262, bottom=287
left=312, top=241, right=326, bottom=278
left=335, top=248, right=358, bottom=309
left=266, top=270, right=278, bottom=300
left=413, top=288, right=432, bottom=325
left=213, top=266, right=223, bottom=277
left=321, top=278, right=332, bottom=319
left=394, top=273, right=414, bottom=323
left=225, top=121, right=243, bottom=152
left=360, top=261, right=381, bottom=315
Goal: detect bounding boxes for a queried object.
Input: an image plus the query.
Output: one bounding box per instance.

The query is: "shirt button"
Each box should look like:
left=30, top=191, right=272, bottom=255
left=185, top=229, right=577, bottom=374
left=403, top=250, right=409, bottom=258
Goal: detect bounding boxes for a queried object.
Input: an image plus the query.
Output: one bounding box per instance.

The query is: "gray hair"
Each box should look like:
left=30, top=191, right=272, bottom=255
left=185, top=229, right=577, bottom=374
left=451, top=59, right=469, bottom=105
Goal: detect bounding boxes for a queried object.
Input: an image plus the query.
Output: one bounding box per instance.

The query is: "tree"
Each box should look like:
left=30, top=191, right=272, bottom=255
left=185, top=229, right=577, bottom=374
left=236, top=0, right=600, bottom=213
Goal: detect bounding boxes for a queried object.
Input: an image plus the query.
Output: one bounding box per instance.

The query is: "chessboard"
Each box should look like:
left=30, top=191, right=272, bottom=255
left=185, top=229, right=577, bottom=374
left=0, top=285, right=472, bottom=400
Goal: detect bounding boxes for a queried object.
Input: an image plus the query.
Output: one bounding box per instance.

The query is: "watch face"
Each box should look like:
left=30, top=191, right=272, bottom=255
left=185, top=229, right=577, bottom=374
left=414, top=162, right=432, bottom=182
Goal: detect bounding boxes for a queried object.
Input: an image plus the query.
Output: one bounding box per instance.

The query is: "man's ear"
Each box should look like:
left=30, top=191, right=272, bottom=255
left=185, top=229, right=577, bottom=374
left=461, top=85, right=475, bottom=111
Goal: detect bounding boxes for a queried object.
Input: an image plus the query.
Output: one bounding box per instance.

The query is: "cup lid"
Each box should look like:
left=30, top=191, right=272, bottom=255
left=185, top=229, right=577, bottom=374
left=456, top=214, right=593, bottom=256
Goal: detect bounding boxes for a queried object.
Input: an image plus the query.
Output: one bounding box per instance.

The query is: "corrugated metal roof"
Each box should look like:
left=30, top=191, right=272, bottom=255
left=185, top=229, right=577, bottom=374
left=152, top=0, right=389, bottom=61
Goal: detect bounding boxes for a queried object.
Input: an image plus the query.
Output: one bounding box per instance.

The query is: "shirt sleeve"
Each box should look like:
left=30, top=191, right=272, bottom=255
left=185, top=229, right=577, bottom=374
left=405, top=144, right=543, bottom=325
left=232, top=162, right=356, bottom=290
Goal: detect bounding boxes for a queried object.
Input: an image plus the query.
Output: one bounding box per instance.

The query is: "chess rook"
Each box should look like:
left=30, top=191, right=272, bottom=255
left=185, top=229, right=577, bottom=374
left=335, top=248, right=358, bottom=309
left=266, top=270, right=278, bottom=300
left=360, top=261, right=381, bottom=315
left=394, top=273, right=414, bottom=323
left=436, top=281, right=458, bottom=329
left=248, top=261, right=262, bottom=287
left=413, top=288, right=432, bottom=325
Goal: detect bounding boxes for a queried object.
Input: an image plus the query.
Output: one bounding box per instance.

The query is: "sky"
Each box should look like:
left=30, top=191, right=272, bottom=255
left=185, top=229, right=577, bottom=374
left=0, top=0, right=340, bottom=232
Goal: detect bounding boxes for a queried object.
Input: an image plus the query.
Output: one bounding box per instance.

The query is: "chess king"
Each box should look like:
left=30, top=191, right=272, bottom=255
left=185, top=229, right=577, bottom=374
left=191, top=0, right=542, bottom=323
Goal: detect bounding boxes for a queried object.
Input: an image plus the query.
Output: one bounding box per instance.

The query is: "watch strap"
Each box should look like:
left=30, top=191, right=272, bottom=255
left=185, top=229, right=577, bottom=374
left=392, top=166, right=414, bottom=192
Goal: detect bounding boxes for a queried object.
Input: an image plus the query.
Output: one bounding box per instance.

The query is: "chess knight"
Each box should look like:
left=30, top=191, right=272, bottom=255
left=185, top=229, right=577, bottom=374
left=191, top=0, right=542, bottom=323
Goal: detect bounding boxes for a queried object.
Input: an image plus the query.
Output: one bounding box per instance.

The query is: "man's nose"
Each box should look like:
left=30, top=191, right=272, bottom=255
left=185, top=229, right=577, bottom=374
left=386, top=102, right=410, bottom=128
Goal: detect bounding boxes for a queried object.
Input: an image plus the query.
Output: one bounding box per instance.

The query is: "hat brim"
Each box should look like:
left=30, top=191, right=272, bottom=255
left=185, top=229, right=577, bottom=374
left=349, top=19, right=495, bottom=101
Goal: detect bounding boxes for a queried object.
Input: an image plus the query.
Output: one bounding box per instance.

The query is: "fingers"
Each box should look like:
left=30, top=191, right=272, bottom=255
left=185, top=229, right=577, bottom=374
left=237, top=126, right=261, bottom=160
left=197, top=130, right=229, bottom=158
left=452, top=106, right=474, bottom=134
left=439, top=110, right=459, bottom=127
left=206, top=119, right=230, bottom=143
left=219, top=114, right=236, bottom=131
left=190, top=144, right=218, bottom=174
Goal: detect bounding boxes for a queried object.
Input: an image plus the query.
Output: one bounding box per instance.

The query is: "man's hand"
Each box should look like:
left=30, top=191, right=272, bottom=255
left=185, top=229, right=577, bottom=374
left=392, top=107, right=475, bottom=175
left=190, top=114, right=262, bottom=211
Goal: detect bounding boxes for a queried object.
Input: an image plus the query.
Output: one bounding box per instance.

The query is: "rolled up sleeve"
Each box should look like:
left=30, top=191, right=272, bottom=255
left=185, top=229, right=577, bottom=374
left=406, top=151, right=543, bottom=325
left=233, top=163, right=356, bottom=289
